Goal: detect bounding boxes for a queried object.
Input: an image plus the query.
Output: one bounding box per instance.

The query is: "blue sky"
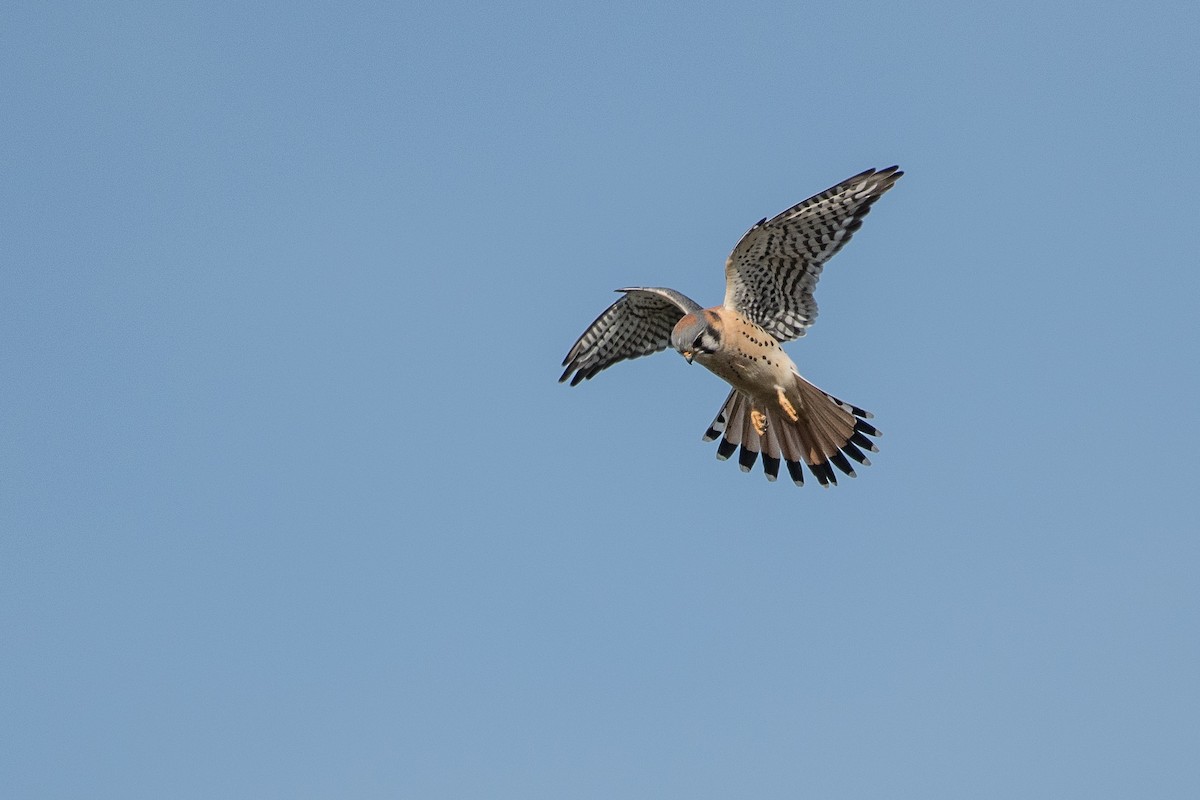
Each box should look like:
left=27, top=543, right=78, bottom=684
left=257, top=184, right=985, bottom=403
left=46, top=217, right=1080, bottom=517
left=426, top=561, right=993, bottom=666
left=3, top=1, right=1198, bottom=797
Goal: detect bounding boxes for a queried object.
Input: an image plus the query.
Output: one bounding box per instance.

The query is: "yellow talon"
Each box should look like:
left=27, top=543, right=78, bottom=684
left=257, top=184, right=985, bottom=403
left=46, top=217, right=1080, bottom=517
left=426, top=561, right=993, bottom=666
left=777, top=387, right=800, bottom=423
left=751, top=408, right=768, bottom=436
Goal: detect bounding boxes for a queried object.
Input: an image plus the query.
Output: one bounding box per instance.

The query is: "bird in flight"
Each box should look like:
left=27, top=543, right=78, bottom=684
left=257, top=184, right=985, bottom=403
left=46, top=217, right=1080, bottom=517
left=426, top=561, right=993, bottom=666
left=560, top=166, right=902, bottom=487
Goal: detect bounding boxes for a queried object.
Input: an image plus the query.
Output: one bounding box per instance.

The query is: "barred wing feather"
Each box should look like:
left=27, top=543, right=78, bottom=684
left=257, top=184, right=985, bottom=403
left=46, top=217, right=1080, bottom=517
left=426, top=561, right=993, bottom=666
left=722, top=166, right=902, bottom=343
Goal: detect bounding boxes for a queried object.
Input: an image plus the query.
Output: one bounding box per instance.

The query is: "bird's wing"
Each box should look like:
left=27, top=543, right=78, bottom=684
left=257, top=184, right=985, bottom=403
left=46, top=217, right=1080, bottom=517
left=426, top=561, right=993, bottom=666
left=722, top=166, right=902, bottom=342
left=560, top=287, right=701, bottom=386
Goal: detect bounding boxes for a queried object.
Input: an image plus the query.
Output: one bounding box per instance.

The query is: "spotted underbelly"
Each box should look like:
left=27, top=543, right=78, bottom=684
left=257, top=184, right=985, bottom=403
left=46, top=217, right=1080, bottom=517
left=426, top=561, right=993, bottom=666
left=695, top=347, right=796, bottom=400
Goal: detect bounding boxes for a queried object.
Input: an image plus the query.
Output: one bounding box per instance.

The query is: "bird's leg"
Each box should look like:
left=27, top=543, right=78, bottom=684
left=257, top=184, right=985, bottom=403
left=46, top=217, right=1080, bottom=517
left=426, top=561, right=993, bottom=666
left=776, top=386, right=800, bottom=423
left=751, top=407, right=768, bottom=437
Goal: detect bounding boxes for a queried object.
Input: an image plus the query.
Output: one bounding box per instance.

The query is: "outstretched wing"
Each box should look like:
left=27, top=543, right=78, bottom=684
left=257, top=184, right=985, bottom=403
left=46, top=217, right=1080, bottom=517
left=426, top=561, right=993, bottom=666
left=723, top=166, right=902, bottom=342
left=560, top=287, right=702, bottom=386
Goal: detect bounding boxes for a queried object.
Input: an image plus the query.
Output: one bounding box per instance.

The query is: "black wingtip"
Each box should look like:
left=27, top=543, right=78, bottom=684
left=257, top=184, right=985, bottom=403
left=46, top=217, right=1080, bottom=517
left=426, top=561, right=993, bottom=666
left=809, top=460, right=837, bottom=487
left=762, top=455, right=781, bottom=482
left=854, top=419, right=881, bottom=438
left=849, top=431, right=879, bottom=452
left=703, top=412, right=727, bottom=442
left=829, top=452, right=857, bottom=478
left=841, top=442, right=870, bottom=466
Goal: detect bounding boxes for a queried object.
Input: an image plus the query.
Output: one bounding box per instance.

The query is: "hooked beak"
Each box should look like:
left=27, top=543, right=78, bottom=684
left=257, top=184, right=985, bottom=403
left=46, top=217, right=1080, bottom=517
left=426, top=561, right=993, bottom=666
left=682, top=350, right=694, bottom=364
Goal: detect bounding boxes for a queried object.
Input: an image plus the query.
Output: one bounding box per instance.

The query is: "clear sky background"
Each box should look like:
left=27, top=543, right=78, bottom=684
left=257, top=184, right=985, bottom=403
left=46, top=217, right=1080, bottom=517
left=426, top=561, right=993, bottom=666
left=3, top=2, right=1198, bottom=798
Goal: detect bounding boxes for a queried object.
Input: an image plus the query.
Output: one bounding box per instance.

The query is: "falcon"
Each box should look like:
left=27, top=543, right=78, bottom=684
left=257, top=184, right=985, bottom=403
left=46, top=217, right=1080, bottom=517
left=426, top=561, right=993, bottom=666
left=560, top=166, right=902, bottom=487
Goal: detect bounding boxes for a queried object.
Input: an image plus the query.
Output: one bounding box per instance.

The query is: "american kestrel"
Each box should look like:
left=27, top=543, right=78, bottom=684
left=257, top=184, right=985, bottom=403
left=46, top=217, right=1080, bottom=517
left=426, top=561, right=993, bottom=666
left=560, top=166, right=902, bottom=487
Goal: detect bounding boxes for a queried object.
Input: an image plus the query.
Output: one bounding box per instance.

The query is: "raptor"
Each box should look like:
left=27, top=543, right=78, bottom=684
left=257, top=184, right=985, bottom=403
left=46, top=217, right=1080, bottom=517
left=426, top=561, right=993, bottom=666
left=560, top=166, right=902, bottom=487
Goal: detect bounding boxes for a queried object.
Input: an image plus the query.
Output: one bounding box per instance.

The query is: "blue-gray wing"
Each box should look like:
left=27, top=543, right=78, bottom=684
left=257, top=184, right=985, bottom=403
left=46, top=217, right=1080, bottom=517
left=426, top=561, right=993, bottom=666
left=723, top=166, right=902, bottom=342
left=560, top=287, right=702, bottom=386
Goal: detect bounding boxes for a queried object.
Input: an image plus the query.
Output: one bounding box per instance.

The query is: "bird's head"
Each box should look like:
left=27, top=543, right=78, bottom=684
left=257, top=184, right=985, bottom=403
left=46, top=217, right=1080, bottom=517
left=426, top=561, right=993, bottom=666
left=671, top=311, right=722, bottom=364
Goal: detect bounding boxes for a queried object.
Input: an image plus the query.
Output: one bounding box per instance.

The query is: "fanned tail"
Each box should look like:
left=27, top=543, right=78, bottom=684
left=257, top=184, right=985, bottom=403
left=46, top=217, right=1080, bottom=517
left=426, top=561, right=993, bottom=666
left=702, top=379, right=880, bottom=488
